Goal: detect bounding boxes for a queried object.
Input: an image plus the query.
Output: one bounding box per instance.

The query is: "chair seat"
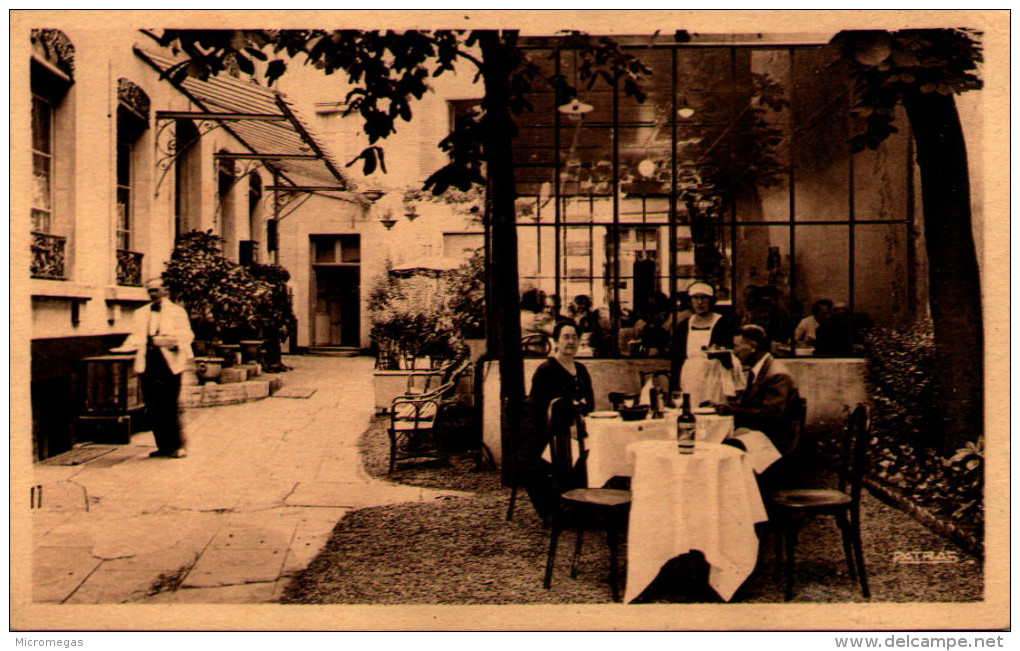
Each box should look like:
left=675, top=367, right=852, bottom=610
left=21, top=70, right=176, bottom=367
left=561, top=488, right=632, bottom=507
left=770, top=488, right=852, bottom=509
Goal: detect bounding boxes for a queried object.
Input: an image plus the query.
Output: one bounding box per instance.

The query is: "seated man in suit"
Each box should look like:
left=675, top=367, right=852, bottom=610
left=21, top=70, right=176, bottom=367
left=710, top=324, right=802, bottom=489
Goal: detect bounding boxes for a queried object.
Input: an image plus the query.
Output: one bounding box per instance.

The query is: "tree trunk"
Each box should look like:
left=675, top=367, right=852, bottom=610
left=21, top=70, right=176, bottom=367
left=478, top=32, right=526, bottom=483
left=901, top=88, right=983, bottom=454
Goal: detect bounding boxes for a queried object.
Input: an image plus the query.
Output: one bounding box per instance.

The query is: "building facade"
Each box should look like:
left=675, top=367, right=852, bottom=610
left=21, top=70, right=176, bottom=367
left=16, top=27, right=370, bottom=459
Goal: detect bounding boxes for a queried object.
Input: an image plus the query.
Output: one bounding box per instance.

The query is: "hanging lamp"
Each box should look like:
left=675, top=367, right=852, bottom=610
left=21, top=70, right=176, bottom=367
left=558, top=97, right=594, bottom=117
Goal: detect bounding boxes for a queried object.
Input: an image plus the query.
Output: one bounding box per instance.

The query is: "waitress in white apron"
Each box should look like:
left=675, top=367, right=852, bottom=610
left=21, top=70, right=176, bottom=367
left=671, top=281, right=739, bottom=407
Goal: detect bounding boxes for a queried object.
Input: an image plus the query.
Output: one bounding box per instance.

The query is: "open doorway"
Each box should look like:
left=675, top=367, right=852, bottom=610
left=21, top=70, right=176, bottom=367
left=311, top=235, right=361, bottom=348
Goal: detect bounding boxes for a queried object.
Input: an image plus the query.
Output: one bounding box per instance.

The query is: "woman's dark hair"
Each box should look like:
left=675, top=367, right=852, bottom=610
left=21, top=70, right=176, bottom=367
left=573, top=294, right=592, bottom=311
left=552, top=320, right=579, bottom=341
left=521, top=287, right=546, bottom=313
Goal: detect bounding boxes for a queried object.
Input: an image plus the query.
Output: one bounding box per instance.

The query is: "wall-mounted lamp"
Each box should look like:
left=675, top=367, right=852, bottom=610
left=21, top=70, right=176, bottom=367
left=404, top=203, right=419, bottom=221
left=379, top=215, right=397, bottom=230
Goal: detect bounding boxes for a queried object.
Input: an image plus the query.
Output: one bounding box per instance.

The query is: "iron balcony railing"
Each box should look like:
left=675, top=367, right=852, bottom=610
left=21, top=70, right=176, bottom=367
left=31, top=231, right=66, bottom=280
left=116, top=249, right=144, bottom=287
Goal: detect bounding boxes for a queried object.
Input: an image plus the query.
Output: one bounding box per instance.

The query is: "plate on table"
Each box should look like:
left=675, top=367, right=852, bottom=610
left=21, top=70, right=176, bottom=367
left=587, top=411, right=621, bottom=419
left=693, top=407, right=717, bottom=416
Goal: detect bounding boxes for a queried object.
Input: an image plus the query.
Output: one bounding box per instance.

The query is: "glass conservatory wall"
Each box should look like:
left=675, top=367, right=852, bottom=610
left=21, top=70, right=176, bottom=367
left=511, top=41, right=920, bottom=356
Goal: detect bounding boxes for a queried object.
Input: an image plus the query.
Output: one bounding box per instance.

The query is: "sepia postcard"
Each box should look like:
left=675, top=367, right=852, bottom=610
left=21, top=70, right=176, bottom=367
left=9, top=9, right=1010, bottom=633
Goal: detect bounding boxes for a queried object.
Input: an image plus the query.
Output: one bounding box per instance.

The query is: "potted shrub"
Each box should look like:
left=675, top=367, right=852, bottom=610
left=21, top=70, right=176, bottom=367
left=368, top=270, right=458, bottom=412
left=162, top=230, right=295, bottom=372
left=446, top=250, right=487, bottom=361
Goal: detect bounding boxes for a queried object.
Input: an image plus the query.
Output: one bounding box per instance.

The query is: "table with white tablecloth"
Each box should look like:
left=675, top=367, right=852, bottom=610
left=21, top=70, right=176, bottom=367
left=623, top=439, right=769, bottom=603
left=583, top=411, right=735, bottom=488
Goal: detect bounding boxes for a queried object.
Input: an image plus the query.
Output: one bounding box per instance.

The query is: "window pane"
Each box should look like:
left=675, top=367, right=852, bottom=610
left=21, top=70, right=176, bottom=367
left=853, top=105, right=911, bottom=222
left=517, top=225, right=557, bottom=292
left=793, top=47, right=850, bottom=222
left=854, top=223, right=913, bottom=327
left=794, top=224, right=850, bottom=318
left=746, top=49, right=792, bottom=223
left=733, top=224, right=793, bottom=341
left=117, top=142, right=132, bottom=188
left=116, top=186, right=131, bottom=249
left=31, top=209, right=50, bottom=233
left=32, top=95, right=52, bottom=154
left=32, top=152, right=51, bottom=213
left=313, top=237, right=336, bottom=263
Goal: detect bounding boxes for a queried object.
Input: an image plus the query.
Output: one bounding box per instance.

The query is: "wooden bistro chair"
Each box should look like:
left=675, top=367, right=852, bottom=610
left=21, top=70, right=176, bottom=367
left=387, top=381, right=456, bottom=473
left=404, top=357, right=460, bottom=396
left=542, top=398, right=632, bottom=602
left=769, top=403, right=872, bottom=601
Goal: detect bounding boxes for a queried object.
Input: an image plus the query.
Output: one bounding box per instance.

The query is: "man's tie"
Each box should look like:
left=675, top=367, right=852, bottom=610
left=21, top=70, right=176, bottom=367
left=744, top=369, right=755, bottom=399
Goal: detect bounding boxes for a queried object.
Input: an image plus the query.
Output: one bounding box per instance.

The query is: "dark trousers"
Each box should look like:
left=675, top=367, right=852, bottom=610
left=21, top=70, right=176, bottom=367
left=142, top=348, right=184, bottom=453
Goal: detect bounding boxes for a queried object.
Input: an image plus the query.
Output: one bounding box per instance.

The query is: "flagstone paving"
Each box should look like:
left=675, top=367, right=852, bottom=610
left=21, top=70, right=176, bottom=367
left=27, top=355, right=459, bottom=604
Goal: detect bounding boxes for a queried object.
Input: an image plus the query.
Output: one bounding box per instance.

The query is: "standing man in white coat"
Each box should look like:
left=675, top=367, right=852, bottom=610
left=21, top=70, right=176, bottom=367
left=119, top=278, right=195, bottom=458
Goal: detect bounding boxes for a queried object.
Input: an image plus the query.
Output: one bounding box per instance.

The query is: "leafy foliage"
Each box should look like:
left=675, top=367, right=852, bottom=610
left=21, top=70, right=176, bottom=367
left=148, top=28, right=650, bottom=196
left=850, top=322, right=983, bottom=536
left=678, top=72, right=789, bottom=286
left=161, top=230, right=295, bottom=344
left=830, top=29, right=983, bottom=152
left=445, top=250, right=486, bottom=340
left=369, top=253, right=486, bottom=368
left=368, top=272, right=456, bottom=369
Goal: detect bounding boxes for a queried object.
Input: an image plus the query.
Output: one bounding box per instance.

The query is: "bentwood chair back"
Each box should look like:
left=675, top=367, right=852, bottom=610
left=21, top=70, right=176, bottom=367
left=769, top=403, right=872, bottom=600
left=542, top=398, right=632, bottom=602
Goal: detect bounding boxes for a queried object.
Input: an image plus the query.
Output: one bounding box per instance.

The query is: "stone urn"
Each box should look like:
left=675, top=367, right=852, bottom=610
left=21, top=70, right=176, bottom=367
left=239, top=340, right=264, bottom=364
left=194, top=357, right=225, bottom=384
left=215, top=343, right=240, bottom=368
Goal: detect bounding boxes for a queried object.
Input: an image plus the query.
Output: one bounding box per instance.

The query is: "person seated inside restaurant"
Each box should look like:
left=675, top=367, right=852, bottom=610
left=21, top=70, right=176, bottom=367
left=813, top=302, right=872, bottom=357
left=794, top=298, right=833, bottom=347
left=709, top=324, right=802, bottom=490
left=520, top=287, right=556, bottom=336
left=741, top=284, right=792, bottom=355
left=630, top=291, right=672, bottom=357
left=517, top=321, right=596, bottom=520
left=569, top=294, right=605, bottom=357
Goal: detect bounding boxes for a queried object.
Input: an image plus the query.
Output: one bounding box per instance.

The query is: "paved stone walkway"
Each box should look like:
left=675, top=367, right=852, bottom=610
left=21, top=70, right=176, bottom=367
left=30, top=355, right=467, bottom=604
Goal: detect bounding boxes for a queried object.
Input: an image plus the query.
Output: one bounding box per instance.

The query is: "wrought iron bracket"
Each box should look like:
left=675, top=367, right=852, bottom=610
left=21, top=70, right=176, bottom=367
left=153, top=116, right=230, bottom=197
left=213, top=157, right=266, bottom=220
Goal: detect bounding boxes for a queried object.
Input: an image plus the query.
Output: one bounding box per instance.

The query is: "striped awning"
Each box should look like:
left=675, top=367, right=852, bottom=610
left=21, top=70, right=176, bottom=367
left=135, top=47, right=351, bottom=193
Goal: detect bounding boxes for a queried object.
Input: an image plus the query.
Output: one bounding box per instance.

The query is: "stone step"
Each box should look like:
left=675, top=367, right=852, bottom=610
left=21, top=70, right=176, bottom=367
left=306, top=347, right=361, bottom=357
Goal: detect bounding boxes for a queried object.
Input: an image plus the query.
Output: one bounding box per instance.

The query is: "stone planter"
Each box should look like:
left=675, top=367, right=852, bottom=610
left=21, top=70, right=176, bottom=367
left=239, top=340, right=264, bottom=364
left=191, top=340, right=215, bottom=357
left=216, top=344, right=240, bottom=368
left=194, top=357, right=225, bottom=384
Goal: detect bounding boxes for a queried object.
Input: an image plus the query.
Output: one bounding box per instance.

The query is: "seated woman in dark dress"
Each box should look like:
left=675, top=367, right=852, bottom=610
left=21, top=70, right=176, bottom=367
left=517, top=320, right=595, bottom=519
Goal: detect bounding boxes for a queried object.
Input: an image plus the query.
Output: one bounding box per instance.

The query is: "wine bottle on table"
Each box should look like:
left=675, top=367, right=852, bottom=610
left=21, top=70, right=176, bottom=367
left=676, top=392, right=696, bottom=454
